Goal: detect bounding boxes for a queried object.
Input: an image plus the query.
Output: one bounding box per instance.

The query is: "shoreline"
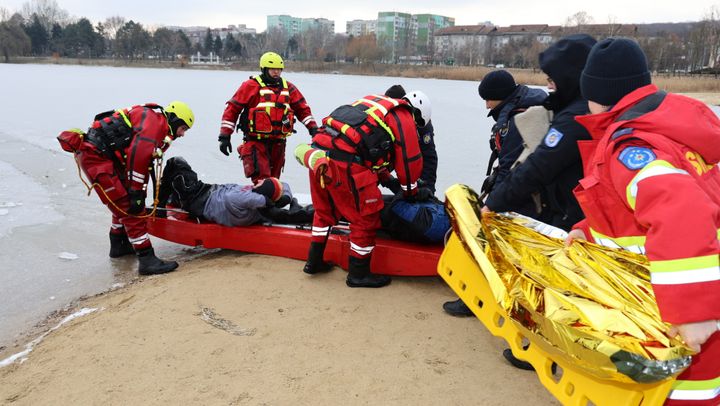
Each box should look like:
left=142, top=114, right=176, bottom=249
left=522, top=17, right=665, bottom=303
left=7, top=57, right=720, bottom=104
left=0, top=251, right=559, bottom=405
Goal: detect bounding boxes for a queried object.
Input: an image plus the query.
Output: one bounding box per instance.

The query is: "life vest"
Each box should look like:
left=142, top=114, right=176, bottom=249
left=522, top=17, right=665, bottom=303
left=246, top=76, right=294, bottom=139
left=575, top=90, right=720, bottom=251
left=319, top=94, right=409, bottom=170
left=85, top=103, right=166, bottom=154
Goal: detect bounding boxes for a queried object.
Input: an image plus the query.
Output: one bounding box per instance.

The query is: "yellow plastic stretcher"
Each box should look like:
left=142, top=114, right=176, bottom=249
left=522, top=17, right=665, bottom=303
left=438, top=233, right=673, bottom=405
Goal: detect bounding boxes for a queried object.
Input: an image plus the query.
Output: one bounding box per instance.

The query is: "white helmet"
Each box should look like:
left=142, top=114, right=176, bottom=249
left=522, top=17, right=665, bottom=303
left=403, top=90, right=431, bottom=127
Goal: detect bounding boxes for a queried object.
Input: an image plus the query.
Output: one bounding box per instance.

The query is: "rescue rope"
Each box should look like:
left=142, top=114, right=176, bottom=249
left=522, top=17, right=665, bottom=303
left=72, top=152, right=164, bottom=219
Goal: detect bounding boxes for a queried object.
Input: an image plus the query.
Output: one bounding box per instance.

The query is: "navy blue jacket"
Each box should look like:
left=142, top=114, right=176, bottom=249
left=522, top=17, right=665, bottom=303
left=485, top=95, right=590, bottom=231
left=418, top=121, right=438, bottom=192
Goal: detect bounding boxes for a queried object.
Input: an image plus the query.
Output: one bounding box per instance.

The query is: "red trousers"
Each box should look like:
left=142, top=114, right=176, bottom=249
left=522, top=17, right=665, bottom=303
left=77, top=146, right=151, bottom=251
left=238, top=139, right=286, bottom=183
left=309, top=160, right=383, bottom=258
left=665, top=332, right=720, bottom=405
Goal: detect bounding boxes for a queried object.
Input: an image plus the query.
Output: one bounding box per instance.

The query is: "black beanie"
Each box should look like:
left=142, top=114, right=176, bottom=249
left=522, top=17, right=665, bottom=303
left=253, top=177, right=283, bottom=201
left=384, top=84, right=406, bottom=99
left=478, top=70, right=517, bottom=101
left=581, top=37, right=651, bottom=106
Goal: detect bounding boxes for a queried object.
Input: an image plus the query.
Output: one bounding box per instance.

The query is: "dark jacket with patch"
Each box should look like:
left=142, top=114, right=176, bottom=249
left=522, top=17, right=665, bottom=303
left=418, top=121, right=438, bottom=192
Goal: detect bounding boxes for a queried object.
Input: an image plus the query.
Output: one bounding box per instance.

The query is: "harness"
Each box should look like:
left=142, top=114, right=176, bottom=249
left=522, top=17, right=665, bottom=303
left=321, top=94, right=404, bottom=170
left=245, top=76, right=294, bottom=140
left=85, top=103, right=165, bottom=158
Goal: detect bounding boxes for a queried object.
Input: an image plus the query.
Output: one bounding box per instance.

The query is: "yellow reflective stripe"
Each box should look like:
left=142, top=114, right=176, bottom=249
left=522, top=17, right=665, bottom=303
left=650, top=254, right=720, bottom=285
left=357, top=98, right=389, bottom=115
left=254, top=75, right=265, bottom=87
left=259, top=90, right=274, bottom=95
left=589, top=228, right=646, bottom=253
left=669, top=376, right=720, bottom=400
left=626, top=160, right=689, bottom=209
left=281, top=78, right=288, bottom=89
left=365, top=110, right=395, bottom=142
left=340, top=124, right=350, bottom=133
left=117, top=110, right=132, bottom=127
left=651, top=254, right=719, bottom=273
left=257, top=102, right=288, bottom=108
left=326, top=118, right=334, bottom=126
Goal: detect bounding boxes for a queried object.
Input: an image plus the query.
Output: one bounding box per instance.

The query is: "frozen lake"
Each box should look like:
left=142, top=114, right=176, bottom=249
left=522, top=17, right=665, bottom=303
left=0, top=63, right=497, bottom=347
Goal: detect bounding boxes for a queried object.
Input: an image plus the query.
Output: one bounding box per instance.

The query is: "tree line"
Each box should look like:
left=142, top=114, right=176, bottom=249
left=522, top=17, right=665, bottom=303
left=1, top=0, right=718, bottom=73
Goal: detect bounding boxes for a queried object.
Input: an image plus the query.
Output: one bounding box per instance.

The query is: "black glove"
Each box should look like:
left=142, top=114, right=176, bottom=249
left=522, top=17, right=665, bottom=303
left=415, top=186, right=433, bottom=202
left=127, top=189, right=146, bottom=215
left=275, top=194, right=292, bottom=208
left=218, top=134, right=232, bottom=156
left=380, top=176, right=402, bottom=194
left=481, top=171, right=497, bottom=195
left=308, top=126, right=319, bottom=136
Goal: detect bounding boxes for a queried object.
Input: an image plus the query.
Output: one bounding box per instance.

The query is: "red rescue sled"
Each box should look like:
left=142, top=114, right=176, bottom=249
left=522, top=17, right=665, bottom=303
left=146, top=215, right=442, bottom=277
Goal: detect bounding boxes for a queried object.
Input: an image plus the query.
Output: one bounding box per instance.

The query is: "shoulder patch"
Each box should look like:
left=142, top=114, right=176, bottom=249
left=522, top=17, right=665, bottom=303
left=423, top=134, right=432, bottom=144
left=618, top=146, right=656, bottom=170
left=543, top=128, right=564, bottom=148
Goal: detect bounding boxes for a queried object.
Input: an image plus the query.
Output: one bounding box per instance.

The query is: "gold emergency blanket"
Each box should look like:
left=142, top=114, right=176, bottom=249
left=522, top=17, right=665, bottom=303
left=445, top=184, right=692, bottom=383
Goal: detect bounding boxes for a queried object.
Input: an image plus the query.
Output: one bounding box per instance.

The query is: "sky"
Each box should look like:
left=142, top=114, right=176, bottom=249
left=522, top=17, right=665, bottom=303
left=2, top=0, right=719, bottom=32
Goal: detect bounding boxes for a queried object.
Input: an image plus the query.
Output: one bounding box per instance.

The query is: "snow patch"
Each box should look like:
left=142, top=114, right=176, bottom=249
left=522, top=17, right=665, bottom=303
left=58, top=252, right=79, bottom=260
left=0, top=307, right=98, bottom=368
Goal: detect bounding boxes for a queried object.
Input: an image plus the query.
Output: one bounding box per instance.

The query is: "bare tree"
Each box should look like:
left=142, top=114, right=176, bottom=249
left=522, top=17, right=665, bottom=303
left=264, top=27, right=288, bottom=57
left=103, top=16, right=125, bottom=40
left=0, top=13, right=31, bottom=62
left=346, top=34, right=382, bottom=64
left=20, top=0, right=68, bottom=30
left=564, top=11, right=595, bottom=34
left=0, top=7, right=11, bottom=22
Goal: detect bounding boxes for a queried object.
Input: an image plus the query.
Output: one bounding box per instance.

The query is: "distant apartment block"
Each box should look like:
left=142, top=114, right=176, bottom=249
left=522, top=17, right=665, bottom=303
left=346, top=19, right=376, bottom=37
left=267, top=15, right=335, bottom=37
left=376, top=12, right=454, bottom=61
left=414, top=14, right=455, bottom=56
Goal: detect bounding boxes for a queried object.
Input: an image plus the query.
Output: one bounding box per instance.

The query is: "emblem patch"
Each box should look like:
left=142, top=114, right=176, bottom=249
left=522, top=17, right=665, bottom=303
left=618, top=146, right=656, bottom=170
left=423, top=134, right=431, bottom=144
left=543, top=128, right=564, bottom=148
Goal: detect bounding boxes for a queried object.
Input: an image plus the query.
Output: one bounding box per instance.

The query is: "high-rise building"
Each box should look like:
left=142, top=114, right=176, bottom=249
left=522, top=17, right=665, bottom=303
left=376, top=12, right=414, bottom=61
left=267, top=15, right=302, bottom=36
left=414, top=14, right=455, bottom=56
left=267, top=15, right=335, bottom=36
left=346, top=19, right=376, bottom=37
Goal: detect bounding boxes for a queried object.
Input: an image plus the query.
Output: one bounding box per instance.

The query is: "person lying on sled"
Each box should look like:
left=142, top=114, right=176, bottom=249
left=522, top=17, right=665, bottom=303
left=156, top=156, right=313, bottom=226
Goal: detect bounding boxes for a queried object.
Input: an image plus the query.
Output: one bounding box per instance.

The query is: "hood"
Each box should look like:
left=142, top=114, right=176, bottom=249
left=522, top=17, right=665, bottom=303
left=539, top=34, right=596, bottom=110
left=576, top=85, right=720, bottom=163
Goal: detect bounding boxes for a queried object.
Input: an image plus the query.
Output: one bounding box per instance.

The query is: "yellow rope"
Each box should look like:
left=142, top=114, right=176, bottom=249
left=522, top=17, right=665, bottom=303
left=73, top=152, right=164, bottom=219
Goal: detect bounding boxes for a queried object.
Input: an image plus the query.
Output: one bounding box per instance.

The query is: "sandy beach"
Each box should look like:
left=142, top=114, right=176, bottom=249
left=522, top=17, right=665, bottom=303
left=0, top=251, right=558, bottom=405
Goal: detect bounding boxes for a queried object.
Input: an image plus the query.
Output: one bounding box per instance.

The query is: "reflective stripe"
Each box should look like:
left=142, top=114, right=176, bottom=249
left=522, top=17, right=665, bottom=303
left=111, top=223, right=124, bottom=230
left=350, top=242, right=374, bottom=256
left=626, top=160, right=689, bottom=209
left=257, top=102, right=289, bottom=108
left=668, top=376, right=720, bottom=400
left=402, top=182, right=418, bottom=191
left=590, top=229, right=646, bottom=254
left=302, top=116, right=315, bottom=125
left=222, top=120, right=235, bottom=126
left=650, top=266, right=720, bottom=285
left=280, top=90, right=289, bottom=97
left=131, top=171, right=145, bottom=181
left=356, top=98, right=389, bottom=115
left=221, top=123, right=235, bottom=130
left=103, top=186, right=116, bottom=194
left=259, top=89, right=274, bottom=95
left=311, top=226, right=329, bottom=237
left=128, top=233, right=149, bottom=245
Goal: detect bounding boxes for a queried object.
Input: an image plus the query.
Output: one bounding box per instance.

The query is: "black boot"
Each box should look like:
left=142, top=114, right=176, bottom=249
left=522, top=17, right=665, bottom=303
left=502, top=345, right=556, bottom=373
left=136, top=247, right=178, bottom=276
left=109, top=232, right=134, bottom=258
left=442, top=298, right=474, bottom=317
left=346, top=256, right=391, bottom=288
left=303, top=242, right=333, bottom=274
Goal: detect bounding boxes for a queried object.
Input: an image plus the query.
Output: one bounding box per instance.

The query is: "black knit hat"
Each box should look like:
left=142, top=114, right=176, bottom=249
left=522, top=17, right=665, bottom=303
left=384, top=84, right=407, bottom=99
left=253, top=177, right=283, bottom=201
left=581, top=37, right=651, bottom=106
left=478, top=70, right=517, bottom=101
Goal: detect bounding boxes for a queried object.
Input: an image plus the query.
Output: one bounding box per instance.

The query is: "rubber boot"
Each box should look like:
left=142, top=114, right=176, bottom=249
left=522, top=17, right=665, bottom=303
left=303, top=242, right=333, bottom=274
left=136, top=247, right=179, bottom=276
left=442, top=298, right=474, bottom=317
left=345, top=256, right=391, bottom=288
left=109, top=232, right=134, bottom=258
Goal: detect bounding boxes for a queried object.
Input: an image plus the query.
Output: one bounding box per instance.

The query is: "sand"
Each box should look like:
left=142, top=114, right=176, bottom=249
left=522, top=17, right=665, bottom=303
left=0, top=251, right=558, bottom=405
